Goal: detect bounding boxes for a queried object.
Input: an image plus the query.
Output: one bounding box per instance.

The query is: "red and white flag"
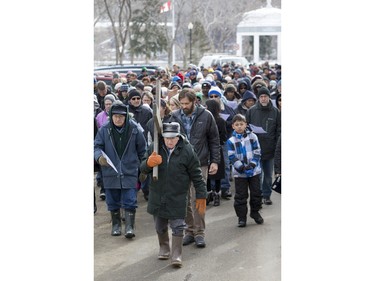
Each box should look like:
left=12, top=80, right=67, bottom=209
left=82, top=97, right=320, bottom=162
left=160, top=1, right=171, bottom=13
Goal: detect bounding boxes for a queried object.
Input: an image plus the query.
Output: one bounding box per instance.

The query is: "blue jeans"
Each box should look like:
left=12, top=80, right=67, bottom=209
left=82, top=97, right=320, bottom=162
left=220, top=144, right=231, bottom=191
left=154, top=216, right=186, bottom=237
left=260, top=158, right=274, bottom=198
left=105, top=188, right=138, bottom=211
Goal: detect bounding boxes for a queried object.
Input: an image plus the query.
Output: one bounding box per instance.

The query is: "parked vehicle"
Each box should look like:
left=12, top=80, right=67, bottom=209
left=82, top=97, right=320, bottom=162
left=94, top=72, right=127, bottom=86
left=94, top=64, right=160, bottom=86
left=198, top=54, right=250, bottom=69
left=94, top=64, right=159, bottom=76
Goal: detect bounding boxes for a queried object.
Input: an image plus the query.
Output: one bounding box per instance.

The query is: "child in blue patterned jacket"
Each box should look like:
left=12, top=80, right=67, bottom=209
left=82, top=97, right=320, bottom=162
left=227, top=114, right=264, bottom=227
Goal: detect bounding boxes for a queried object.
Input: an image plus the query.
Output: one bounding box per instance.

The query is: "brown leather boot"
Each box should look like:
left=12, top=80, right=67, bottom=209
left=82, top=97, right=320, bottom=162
left=171, top=235, right=183, bottom=267
left=157, top=231, right=170, bottom=260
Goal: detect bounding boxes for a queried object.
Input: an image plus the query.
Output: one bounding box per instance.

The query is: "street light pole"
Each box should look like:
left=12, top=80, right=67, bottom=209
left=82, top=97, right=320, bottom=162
left=188, top=22, right=193, bottom=64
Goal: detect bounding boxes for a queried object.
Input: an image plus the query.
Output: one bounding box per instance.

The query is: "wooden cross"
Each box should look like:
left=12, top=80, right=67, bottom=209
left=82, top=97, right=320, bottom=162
left=152, top=78, right=163, bottom=181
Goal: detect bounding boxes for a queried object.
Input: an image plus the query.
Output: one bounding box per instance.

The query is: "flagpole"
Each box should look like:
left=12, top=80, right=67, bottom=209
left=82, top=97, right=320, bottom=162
left=171, top=0, right=175, bottom=65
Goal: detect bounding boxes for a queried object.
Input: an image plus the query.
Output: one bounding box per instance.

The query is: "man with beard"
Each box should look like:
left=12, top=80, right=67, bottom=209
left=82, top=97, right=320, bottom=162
left=168, top=88, right=221, bottom=248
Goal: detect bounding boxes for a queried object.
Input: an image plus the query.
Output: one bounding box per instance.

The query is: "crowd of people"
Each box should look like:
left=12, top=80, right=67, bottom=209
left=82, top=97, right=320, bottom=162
left=93, top=61, right=281, bottom=267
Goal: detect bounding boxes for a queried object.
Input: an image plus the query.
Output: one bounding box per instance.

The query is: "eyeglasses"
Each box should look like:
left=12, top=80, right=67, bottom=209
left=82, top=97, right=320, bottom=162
left=131, top=97, right=141, bottom=100
left=210, top=95, right=219, bottom=98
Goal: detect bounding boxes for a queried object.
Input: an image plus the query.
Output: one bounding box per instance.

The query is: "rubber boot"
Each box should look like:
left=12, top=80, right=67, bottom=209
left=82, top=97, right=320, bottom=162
left=213, top=192, right=220, bottom=206
left=206, top=191, right=213, bottom=206
left=124, top=210, right=136, bottom=238
left=171, top=235, right=183, bottom=267
left=157, top=231, right=170, bottom=260
left=110, top=210, right=121, bottom=236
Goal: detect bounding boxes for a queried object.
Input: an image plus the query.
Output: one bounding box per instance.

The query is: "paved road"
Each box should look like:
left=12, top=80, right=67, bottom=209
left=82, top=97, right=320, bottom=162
left=94, top=180, right=281, bottom=281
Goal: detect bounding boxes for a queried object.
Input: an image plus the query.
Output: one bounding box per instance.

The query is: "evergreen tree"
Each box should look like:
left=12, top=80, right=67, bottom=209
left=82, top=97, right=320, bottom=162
left=129, top=0, right=168, bottom=63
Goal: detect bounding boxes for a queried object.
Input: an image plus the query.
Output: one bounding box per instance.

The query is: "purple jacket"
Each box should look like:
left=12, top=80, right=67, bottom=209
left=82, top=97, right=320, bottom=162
left=96, top=110, right=109, bottom=128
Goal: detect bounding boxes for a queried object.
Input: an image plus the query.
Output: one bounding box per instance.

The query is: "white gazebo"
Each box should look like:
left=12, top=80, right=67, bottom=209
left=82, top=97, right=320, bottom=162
left=236, top=0, right=281, bottom=64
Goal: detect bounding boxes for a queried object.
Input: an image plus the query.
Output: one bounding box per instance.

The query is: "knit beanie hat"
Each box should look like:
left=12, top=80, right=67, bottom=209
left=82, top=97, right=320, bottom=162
left=104, top=94, right=116, bottom=103
left=201, top=80, right=212, bottom=89
left=120, top=83, right=129, bottom=92
left=225, top=84, right=237, bottom=92
left=114, top=82, right=122, bottom=91
left=234, top=69, right=242, bottom=76
left=257, top=86, right=270, bottom=98
left=128, top=89, right=142, bottom=100
left=214, top=70, right=223, bottom=81
left=208, top=86, right=222, bottom=98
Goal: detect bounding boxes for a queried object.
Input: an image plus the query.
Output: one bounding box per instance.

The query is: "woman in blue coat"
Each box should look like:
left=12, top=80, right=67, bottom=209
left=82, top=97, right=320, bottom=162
left=94, top=101, right=146, bottom=238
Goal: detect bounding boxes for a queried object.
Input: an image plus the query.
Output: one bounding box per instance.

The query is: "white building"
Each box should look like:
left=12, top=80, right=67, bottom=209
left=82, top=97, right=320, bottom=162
left=236, top=0, right=281, bottom=65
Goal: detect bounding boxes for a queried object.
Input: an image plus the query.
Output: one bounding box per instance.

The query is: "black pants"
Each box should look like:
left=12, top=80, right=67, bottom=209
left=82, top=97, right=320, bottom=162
left=207, top=179, right=221, bottom=193
left=233, top=175, right=262, bottom=219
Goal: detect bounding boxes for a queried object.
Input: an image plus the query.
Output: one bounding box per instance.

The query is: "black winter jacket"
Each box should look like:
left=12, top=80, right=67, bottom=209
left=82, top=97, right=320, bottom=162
left=140, top=136, right=206, bottom=219
left=245, top=100, right=281, bottom=160
left=169, top=106, right=221, bottom=166
left=128, top=104, right=153, bottom=139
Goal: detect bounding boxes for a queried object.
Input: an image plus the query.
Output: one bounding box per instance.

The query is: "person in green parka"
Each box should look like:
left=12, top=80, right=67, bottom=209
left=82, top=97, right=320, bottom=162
left=140, top=122, right=207, bottom=268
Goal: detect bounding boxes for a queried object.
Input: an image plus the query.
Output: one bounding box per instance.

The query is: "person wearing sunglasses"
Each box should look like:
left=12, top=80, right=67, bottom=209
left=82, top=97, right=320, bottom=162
left=127, top=90, right=153, bottom=139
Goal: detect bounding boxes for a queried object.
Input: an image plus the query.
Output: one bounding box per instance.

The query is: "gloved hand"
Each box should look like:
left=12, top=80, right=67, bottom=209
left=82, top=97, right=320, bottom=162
left=244, top=162, right=256, bottom=171
left=147, top=151, right=162, bottom=168
left=98, top=156, right=109, bottom=166
left=245, top=169, right=253, bottom=177
left=196, top=198, right=206, bottom=216
left=234, top=165, right=245, bottom=173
